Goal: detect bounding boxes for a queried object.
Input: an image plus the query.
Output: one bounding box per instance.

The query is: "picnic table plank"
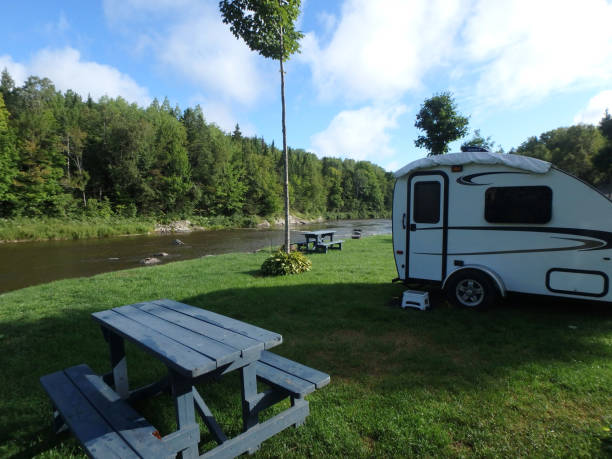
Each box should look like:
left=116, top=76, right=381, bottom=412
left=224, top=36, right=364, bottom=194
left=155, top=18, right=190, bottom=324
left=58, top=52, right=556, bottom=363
left=301, top=230, right=336, bottom=236
left=40, top=369, right=140, bottom=459
left=255, top=362, right=315, bottom=397
left=114, top=304, right=241, bottom=367
left=153, top=299, right=282, bottom=349
left=64, top=364, right=164, bottom=458
left=92, top=309, right=216, bottom=377
left=137, top=302, right=263, bottom=356
left=259, top=351, right=331, bottom=389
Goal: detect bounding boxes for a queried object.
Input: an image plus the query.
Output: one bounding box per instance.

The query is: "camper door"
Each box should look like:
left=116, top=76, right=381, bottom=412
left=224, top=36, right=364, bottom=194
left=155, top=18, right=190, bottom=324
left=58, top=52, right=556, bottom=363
left=407, top=174, right=447, bottom=281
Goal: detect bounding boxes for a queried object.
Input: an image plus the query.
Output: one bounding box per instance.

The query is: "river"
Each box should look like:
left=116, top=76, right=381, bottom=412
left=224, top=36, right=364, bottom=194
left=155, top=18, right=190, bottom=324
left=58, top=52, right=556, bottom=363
left=0, top=219, right=391, bottom=294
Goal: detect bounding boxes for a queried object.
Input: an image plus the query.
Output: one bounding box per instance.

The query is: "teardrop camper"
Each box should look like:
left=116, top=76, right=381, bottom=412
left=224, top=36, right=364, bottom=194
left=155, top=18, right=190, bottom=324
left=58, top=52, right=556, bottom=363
left=392, top=151, right=612, bottom=308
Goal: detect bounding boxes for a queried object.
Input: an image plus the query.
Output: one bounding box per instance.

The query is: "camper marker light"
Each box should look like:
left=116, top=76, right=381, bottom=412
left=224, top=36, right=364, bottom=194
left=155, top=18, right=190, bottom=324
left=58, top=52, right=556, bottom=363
left=396, top=250, right=403, bottom=254
left=451, top=165, right=463, bottom=172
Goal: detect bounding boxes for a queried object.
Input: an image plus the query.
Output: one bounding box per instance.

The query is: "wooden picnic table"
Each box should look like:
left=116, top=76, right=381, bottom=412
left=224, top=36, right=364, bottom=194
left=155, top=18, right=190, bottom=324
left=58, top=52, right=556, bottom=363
left=41, top=299, right=329, bottom=458
left=296, top=230, right=343, bottom=253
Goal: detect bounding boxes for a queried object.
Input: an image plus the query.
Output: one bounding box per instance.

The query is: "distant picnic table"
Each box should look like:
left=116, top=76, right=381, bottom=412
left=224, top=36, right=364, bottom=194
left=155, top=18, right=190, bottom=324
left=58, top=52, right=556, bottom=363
left=295, top=230, right=344, bottom=253
left=40, top=299, right=330, bottom=458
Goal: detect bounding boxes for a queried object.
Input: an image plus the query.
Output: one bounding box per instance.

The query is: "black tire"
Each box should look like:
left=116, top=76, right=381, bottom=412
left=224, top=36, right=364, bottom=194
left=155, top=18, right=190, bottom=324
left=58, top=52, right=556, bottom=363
left=445, top=269, right=499, bottom=309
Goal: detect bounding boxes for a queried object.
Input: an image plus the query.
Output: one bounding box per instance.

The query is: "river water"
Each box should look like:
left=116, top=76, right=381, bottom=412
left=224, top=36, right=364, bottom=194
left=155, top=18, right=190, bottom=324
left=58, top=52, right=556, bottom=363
left=0, top=219, right=391, bottom=294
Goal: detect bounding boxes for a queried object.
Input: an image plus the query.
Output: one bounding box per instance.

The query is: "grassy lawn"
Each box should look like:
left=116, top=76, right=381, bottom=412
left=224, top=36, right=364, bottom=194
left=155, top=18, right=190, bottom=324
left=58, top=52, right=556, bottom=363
left=0, top=235, right=610, bottom=457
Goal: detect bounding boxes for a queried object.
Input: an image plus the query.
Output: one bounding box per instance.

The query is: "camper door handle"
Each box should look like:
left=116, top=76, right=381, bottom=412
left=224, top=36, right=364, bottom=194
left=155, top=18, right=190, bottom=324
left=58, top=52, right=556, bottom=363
left=402, top=213, right=406, bottom=229
left=410, top=223, right=417, bottom=231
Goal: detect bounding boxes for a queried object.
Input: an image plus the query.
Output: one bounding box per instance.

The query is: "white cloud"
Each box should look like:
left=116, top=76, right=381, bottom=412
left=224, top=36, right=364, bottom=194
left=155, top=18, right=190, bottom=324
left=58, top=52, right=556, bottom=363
left=300, top=0, right=465, bottom=103
left=104, top=0, right=271, bottom=106
left=159, top=10, right=270, bottom=106
left=574, top=90, right=612, bottom=125
left=302, top=0, right=612, bottom=108
left=462, top=0, right=612, bottom=106
left=310, top=105, right=407, bottom=161
left=1, top=48, right=151, bottom=106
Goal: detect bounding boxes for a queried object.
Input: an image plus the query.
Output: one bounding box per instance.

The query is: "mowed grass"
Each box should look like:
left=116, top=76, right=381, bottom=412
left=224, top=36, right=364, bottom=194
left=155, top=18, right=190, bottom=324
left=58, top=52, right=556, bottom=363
left=0, top=235, right=611, bottom=457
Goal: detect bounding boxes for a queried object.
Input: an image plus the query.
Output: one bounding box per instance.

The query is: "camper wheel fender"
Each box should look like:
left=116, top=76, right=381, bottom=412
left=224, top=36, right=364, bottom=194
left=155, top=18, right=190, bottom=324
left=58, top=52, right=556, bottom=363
left=442, top=265, right=507, bottom=298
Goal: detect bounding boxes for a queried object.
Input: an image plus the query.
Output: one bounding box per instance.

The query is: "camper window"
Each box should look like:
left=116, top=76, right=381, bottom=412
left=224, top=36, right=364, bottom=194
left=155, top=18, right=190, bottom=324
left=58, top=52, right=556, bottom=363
left=485, top=186, right=552, bottom=223
left=413, top=181, right=441, bottom=223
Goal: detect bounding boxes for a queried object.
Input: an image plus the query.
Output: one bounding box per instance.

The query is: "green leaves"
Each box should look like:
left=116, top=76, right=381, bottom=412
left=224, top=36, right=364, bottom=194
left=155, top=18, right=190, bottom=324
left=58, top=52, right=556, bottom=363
left=260, top=249, right=312, bottom=276
left=414, top=91, right=469, bottom=156
left=219, top=0, right=303, bottom=61
left=515, top=124, right=606, bottom=185
left=0, top=93, right=18, bottom=205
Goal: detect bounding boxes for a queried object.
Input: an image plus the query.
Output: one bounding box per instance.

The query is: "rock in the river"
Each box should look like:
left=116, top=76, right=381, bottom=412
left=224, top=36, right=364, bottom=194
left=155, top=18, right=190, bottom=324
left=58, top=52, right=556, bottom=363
left=173, top=239, right=184, bottom=245
left=108, top=257, right=120, bottom=261
left=154, top=252, right=169, bottom=257
left=140, top=257, right=161, bottom=265
left=257, top=220, right=271, bottom=229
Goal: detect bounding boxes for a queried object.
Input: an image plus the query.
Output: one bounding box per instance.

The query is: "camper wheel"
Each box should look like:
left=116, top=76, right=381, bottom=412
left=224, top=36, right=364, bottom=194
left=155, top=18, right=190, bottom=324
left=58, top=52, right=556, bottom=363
left=445, top=269, right=499, bottom=308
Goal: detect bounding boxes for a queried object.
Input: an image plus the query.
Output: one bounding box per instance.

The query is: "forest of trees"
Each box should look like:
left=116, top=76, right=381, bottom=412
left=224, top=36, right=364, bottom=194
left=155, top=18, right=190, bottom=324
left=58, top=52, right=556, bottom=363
left=513, top=118, right=612, bottom=187
left=0, top=70, right=394, bottom=220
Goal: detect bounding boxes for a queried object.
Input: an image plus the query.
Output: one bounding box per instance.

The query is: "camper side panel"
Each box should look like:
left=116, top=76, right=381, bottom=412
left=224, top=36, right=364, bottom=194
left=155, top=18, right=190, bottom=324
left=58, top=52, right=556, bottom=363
left=443, top=165, right=611, bottom=302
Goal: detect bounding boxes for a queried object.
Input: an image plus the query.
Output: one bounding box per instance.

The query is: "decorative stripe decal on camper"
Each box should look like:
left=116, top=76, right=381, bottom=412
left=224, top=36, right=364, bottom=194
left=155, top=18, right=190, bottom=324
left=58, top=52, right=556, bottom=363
left=412, top=226, right=612, bottom=255
left=456, top=171, right=527, bottom=186
left=416, top=237, right=602, bottom=256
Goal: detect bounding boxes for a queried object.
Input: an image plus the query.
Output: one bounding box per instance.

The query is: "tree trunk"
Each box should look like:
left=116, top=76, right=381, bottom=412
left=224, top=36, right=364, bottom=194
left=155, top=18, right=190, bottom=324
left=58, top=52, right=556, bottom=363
left=280, top=42, right=290, bottom=253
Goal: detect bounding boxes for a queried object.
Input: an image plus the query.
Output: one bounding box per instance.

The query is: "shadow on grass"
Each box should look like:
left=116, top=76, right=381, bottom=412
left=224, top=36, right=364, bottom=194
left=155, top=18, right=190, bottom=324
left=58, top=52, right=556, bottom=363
left=1, top=283, right=610, bottom=456
left=180, top=285, right=612, bottom=390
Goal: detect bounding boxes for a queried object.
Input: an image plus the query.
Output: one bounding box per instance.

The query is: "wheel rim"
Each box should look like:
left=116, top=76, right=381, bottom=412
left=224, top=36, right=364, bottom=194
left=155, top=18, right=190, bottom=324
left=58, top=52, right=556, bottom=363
left=455, top=279, right=485, bottom=307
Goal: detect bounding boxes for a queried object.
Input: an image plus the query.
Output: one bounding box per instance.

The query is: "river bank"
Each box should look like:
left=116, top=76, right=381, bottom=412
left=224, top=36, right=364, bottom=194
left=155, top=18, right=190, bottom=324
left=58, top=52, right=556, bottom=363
left=0, top=219, right=392, bottom=293
left=0, top=213, right=384, bottom=243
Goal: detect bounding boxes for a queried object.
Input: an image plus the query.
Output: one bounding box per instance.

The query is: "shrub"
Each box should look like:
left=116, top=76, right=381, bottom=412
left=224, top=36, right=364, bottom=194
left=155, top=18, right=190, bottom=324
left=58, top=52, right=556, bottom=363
left=261, top=250, right=312, bottom=276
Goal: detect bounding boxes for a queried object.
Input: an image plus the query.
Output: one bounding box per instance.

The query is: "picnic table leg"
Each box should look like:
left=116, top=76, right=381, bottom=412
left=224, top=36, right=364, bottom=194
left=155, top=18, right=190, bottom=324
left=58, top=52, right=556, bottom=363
left=240, top=362, right=261, bottom=454
left=171, top=371, right=200, bottom=459
left=52, top=404, right=68, bottom=433
left=291, top=397, right=306, bottom=427
left=101, top=327, right=129, bottom=399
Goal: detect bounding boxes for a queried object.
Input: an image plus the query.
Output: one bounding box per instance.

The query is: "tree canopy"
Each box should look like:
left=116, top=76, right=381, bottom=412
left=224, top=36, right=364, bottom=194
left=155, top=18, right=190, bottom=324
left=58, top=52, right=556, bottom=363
left=514, top=124, right=607, bottom=185
left=0, top=69, right=393, bottom=220
left=219, top=0, right=303, bottom=61
left=414, top=91, right=469, bottom=155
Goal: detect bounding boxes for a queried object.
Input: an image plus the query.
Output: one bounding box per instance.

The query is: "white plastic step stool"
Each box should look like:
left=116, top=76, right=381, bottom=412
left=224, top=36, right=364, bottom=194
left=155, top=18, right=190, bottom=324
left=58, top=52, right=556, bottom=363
left=401, top=290, right=430, bottom=310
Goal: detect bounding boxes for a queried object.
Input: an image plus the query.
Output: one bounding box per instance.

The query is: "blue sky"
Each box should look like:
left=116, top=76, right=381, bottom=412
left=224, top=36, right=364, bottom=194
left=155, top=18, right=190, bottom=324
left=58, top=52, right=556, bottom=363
left=1, top=0, right=611, bottom=172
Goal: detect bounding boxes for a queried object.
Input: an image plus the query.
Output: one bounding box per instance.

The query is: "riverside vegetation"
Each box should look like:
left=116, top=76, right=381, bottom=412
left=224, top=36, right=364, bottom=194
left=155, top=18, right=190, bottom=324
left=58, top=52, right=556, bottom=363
left=1, top=236, right=610, bottom=457
left=0, top=70, right=393, bottom=237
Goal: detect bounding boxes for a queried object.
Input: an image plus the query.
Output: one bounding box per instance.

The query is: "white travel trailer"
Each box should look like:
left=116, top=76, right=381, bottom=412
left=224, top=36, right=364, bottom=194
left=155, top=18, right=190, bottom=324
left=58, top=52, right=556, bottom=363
left=392, top=150, right=612, bottom=308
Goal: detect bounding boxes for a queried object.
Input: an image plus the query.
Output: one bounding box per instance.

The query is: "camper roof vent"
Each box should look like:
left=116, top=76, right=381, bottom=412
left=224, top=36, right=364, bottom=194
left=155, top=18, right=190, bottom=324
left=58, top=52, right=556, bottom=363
left=461, top=145, right=491, bottom=153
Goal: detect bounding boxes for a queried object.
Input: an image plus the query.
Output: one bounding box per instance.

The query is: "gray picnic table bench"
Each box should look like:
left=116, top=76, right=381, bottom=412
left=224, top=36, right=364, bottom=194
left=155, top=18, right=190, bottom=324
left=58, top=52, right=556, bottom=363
left=40, top=299, right=330, bottom=458
left=296, top=230, right=343, bottom=253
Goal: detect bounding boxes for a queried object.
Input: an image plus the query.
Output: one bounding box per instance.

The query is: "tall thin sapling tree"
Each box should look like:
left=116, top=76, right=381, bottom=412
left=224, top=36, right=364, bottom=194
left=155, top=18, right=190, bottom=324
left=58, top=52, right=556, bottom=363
left=219, top=0, right=303, bottom=253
